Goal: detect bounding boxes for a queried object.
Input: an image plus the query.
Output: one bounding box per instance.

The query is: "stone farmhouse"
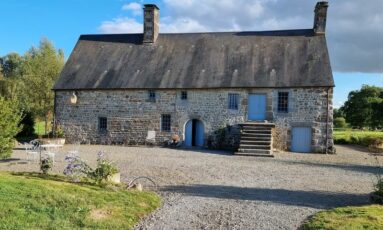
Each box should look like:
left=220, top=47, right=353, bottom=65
left=53, top=2, right=334, bottom=156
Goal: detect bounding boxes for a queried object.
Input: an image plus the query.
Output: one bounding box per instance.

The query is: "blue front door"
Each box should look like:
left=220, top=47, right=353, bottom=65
left=184, top=119, right=204, bottom=147
left=248, top=94, right=266, bottom=120
left=291, top=127, right=312, bottom=153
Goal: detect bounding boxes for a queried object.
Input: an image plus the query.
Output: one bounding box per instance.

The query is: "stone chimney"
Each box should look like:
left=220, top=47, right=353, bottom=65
left=143, top=4, right=160, bottom=43
left=313, top=1, right=329, bottom=34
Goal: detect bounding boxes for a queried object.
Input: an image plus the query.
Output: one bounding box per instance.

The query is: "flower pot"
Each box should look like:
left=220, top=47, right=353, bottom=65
left=107, top=173, right=121, bottom=184
left=56, top=138, right=66, bottom=145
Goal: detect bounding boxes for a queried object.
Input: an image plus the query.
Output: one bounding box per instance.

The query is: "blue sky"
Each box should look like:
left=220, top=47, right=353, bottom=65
left=1, top=0, right=382, bottom=108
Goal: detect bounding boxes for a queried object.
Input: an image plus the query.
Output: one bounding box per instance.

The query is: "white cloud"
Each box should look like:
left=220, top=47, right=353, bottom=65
left=99, top=18, right=142, bottom=34
left=122, top=2, right=142, bottom=16
left=98, top=0, right=383, bottom=73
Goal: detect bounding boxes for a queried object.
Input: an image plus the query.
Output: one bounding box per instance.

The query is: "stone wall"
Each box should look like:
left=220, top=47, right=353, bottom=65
left=55, top=87, right=333, bottom=153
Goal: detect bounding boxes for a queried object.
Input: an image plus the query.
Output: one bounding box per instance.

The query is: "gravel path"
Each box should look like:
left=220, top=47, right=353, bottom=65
left=2, top=145, right=382, bottom=229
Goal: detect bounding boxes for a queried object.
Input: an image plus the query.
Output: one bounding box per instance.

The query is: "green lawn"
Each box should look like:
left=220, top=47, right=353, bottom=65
left=0, top=172, right=160, bottom=229
left=301, top=205, right=383, bottom=230
left=34, top=121, right=46, bottom=136
left=334, top=130, right=383, bottom=146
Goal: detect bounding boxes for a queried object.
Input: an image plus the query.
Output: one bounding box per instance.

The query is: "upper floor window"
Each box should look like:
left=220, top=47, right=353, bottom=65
left=181, top=91, right=188, bottom=100
left=98, top=117, right=107, bottom=132
left=228, top=93, right=239, bottom=110
left=278, top=92, right=289, bottom=113
left=161, top=114, right=171, bottom=132
left=148, top=90, right=156, bottom=101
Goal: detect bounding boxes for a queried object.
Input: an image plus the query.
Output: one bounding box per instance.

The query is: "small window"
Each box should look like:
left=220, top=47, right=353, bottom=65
left=148, top=90, right=156, bottom=101
left=228, top=93, right=239, bottom=110
left=99, top=117, right=107, bottom=132
left=278, top=92, right=289, bottom=113
left=161, top=114, right=171, bottom=132
left=181, top=91, right=188, bottom=100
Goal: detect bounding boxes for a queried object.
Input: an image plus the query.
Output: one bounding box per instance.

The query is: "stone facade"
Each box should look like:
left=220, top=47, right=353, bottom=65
left=55, top=87, right=333, bottom=153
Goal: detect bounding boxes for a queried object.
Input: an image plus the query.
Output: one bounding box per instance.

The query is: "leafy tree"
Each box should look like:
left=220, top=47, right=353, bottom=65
left=22, top=38, right=64, bottom=133
left=0, top=53, right=24, bottom=78
left=16, top=111, right=36, bottom=139
left=333, top=108, right=345, bottom=119
left=342, top=85, right=383, bottom=129
left=0, top=97, right=23, bottom=159
left=334, top=117, right=347, bottom=128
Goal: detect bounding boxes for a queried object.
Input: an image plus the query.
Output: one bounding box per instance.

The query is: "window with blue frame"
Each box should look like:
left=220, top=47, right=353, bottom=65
left=228, top=93, right=239, bottom=110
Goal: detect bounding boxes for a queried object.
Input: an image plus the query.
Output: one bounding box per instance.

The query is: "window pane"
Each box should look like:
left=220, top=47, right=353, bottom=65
left=149, top=90, right=156, bottom=100
left=228, top=93, right=239, bottom=110
left=181, top=91, right=187, bottom=100
left=278, top=92, right=289, bottom=112
left=161, top=114, right=171, bottom=132
left=99, top=117, right=107, bottom=131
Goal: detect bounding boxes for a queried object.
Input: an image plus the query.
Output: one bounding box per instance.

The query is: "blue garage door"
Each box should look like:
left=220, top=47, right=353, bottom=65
left=291, top=127, right=312, bottom=153
left=248, top=94, right=266, bottom=121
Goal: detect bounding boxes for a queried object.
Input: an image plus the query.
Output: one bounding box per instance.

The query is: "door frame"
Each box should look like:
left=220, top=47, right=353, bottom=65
left=247, top=93, right=267, bottom=121
left=184, top=119, right=205, bottom=147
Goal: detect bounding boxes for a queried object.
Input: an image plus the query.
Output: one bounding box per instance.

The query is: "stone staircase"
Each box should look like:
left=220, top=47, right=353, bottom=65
left=236, top=122, right=275, bottom=157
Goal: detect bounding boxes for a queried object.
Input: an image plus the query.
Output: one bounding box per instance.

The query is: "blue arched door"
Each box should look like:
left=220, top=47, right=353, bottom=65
left=184, top=119, right=204, bottom=147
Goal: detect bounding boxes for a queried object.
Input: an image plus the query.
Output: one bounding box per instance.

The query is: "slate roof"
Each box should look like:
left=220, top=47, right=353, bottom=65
left=53, top=29, right=334, bottom=90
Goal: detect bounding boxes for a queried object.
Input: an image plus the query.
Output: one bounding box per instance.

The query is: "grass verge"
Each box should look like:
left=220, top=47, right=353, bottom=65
left=334, top=130, right=383, bottom=147
left=301, top=205, right=383, bottom=230
left=0, top=172, right=160, bottom=229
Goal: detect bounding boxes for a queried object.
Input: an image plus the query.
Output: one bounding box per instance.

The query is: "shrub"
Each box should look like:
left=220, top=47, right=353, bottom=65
left=0, top=97, right=23, bottom=159
left=375, top=177, right=383, bottom=197
left=334, top=117, right=347, bottom=128
left=63, top=151, right=119, bottom=185
left=40, top=157, right=53, bottom=175
left=89, top=151, right=119, bottom=185
left=16, top=111, right=36, bottom=139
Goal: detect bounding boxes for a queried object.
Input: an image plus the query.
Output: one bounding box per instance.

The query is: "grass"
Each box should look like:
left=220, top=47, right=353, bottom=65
left=301, top=205, right=383, bottom=230
left=34, top=121, right=46, bottom=136
left=334, top=130, right=383, bottom=147
left=0, top=172, right=160, bottom=229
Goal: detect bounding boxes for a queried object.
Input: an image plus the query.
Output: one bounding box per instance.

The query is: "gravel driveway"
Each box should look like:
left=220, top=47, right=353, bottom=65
left=2, top=145, right=382, bottom=229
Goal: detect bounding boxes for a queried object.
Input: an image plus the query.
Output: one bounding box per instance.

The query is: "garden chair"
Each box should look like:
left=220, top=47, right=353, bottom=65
left=145, top=131, right=156, bottom=146
left=43, top=152, right=55, bottom=165
left=23, top=142, right=39, bottom=162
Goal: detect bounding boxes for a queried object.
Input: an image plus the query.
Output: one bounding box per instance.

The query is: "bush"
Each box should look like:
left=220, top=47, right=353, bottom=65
left=40, top=157, right=53, bottom=174
left=16, top=111, right=36, bottom=138
left=334, top=117, right=347, bottom=128
left=0, top=97, right=23, bottom=159
left=63, top=151, right=119, bottom=185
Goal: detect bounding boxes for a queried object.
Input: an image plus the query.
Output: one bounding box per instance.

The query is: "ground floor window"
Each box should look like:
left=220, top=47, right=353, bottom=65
left=161, top=114, right=171, bottom=132
left=98, top=117, right=107, bottom=132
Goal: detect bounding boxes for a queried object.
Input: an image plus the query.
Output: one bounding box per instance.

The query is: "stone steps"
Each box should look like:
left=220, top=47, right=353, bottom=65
left=235, top=122, right=275, bottom=157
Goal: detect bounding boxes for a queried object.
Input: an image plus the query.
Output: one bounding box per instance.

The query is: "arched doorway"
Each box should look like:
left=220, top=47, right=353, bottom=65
left=184, top=119, right=204, bottom=147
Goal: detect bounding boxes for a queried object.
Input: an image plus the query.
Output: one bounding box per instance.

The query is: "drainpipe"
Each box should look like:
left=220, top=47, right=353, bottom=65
left=325, top=87, right=330, bottom=154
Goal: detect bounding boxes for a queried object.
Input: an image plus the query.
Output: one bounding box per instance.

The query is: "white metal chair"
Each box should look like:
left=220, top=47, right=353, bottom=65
left=43, top=152, right=55, bottom=164
left=145, top=131, right=156, bottom=146
left=23, top=142, right=39, bottom=162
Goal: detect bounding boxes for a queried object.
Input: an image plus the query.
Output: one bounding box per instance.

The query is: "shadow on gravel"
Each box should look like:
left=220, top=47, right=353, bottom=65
left=0, top=158, right=21, bottom=163
left=278, top=160, right=382, bottom=175
left=162, top=185, right=370, bottom=209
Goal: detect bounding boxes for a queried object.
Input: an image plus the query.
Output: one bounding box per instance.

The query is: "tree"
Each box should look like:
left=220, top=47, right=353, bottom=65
left=342, top=85, right=383, bottom=129
left=0, top=53, right=24, bottom=78
left=333, top=108, right=345, bottom=119
left=22, top=38, right=65, bottom=133
left=334, top=117, right=347, bottom=128
left=0, top=97, right=23, bottom=159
